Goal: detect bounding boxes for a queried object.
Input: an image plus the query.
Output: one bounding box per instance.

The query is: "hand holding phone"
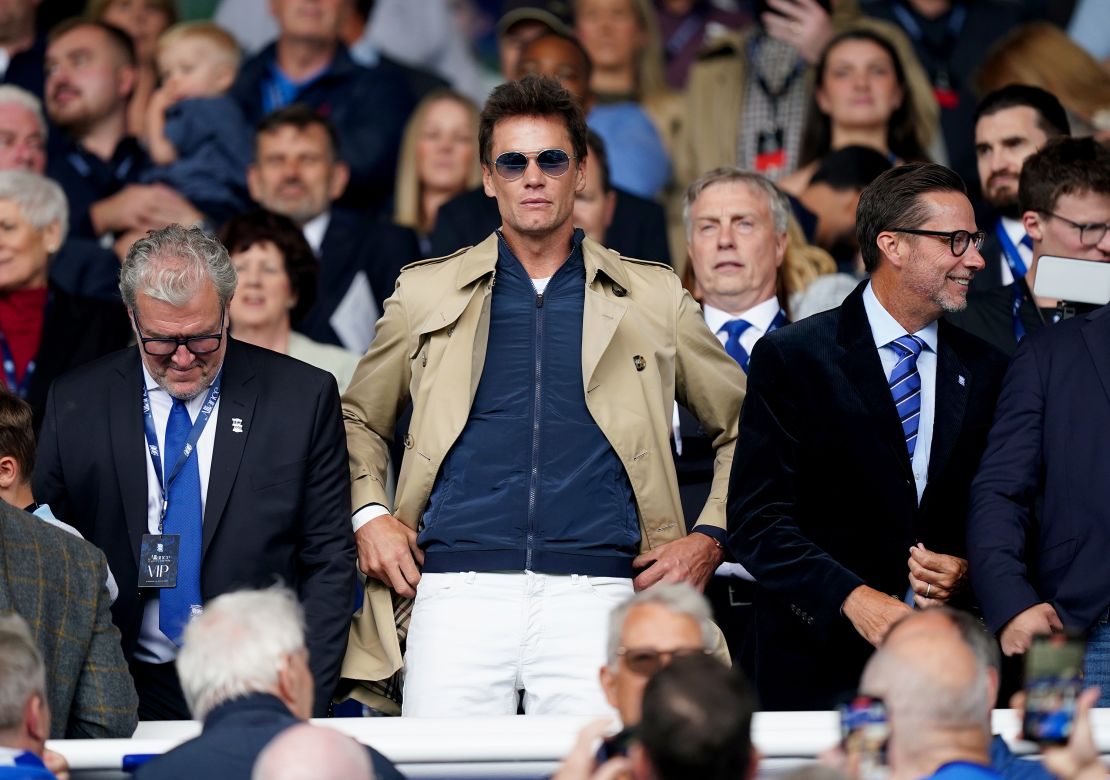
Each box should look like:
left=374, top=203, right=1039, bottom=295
left=1022, top=632, right=1087, bottom=745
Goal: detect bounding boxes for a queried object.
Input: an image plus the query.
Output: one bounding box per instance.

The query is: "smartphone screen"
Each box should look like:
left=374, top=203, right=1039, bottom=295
left=1023, top=632, right=1087, bottom=745
left=840, top=696, right=889, bottom=780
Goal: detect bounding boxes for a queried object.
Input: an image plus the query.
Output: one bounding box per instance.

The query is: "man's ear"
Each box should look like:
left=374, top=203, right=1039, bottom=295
left=1023, top=210, right=1043, bottom=243
left=482, top=164, right=496, bottom=198
left=25, top=693, right=50, bottom=743
left=875, top=231, right=906, bottom=270
left=0, top=455, right=19, bottom=490
left=599, top=664, right=618, bottom=710
left=247, top=165, right=262, bottom=202
left=327, top=161, right=350, bottom=201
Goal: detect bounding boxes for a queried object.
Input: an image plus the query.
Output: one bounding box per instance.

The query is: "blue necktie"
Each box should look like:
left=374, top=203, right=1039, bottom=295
left=887, top=335, right=926, bottom=460
left=159, top=399, right=203, bottom=645
left=720, top=319, right=753, bottom=372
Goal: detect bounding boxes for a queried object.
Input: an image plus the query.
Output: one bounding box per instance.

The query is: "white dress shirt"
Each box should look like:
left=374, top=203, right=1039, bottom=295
left=301, top=211, right=330, bottom=255
left=135, top=364, right=221, bottom=663
left=862, top=282, right=937, bottom=504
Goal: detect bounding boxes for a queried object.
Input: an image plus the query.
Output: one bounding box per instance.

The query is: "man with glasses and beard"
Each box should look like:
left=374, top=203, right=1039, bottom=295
left=727, top=163, right=1009, bottom=711
left=34, top=225, right=354, bottom=722
left=341, top=75, right=744, bottom=717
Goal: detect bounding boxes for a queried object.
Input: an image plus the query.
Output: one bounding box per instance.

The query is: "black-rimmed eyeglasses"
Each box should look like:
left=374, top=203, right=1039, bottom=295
left=1040, top=212, right=1110, bottom=248
left=493, top=149, right=574, bottom=180
left=133, top=311, right=226, bottom=356
left=887, top=228, right=986, bottom=257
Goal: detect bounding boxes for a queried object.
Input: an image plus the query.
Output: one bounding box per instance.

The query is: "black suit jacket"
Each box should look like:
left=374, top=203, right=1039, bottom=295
left=726, top=283, right=1007, bottom=710
left=133, top=693, right=403, bottom=780
left=969, top=304, right=1110, bottom=635
left=429, top=185, right=672, bottom=265
left=296, top=208, right=420, bottom=349
left=33, top=339, right=355, bottom=716
left=24, top=285, right=130, bottom=433
left=947, top=283, right=1047, bottom=357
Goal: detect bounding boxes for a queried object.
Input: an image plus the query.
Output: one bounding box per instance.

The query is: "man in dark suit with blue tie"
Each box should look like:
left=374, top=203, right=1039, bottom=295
left=728, top=163, right=1009, bottom=710
left=967, top=144, right=1110, bottom=707
left=33, top=225, right=355, bottom=720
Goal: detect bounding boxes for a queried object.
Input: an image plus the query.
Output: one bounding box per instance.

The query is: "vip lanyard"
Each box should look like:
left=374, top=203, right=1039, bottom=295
left=995, top=220, right=1041, bottom=343
left=892, top=2, right=967, bottom=107
left=0, top=332, right=34, bottom=400
left=766, top=309, right=788, bottom=335
left=142, top=373, right=222, bottom=530
left=747, top=34, right=806, bottom=117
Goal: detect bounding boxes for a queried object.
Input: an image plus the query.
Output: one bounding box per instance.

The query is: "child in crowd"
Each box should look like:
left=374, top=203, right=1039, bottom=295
left=142, top=22, right=253, bottom=225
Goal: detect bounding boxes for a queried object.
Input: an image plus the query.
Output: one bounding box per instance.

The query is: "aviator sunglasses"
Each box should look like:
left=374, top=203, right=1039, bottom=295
left=493, top=148, right=575, bottom=180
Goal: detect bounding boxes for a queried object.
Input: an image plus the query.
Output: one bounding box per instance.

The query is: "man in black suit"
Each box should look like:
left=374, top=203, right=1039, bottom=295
left=33, top=225, right=354, bottom=720
left=727, top=163, right=1008, bottom=710
left=134, top=588, right=400, bottom=780
left=968, top=149, right=1110, bottom=708
left=247, top=106, right=420, bottom=355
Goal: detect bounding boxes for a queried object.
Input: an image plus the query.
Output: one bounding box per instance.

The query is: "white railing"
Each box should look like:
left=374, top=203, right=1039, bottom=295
left=47, top=710, right=1110, bottom=779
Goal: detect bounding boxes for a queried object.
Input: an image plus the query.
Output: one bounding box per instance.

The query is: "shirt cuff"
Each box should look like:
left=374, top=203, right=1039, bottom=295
left=691, top=525, right=727, bottom=547
left=352, top=503, right=389, bottom=533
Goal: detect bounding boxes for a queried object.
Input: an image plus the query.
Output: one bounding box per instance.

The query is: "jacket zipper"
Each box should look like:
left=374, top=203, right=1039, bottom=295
left=526, top=285, right=544, bottom=570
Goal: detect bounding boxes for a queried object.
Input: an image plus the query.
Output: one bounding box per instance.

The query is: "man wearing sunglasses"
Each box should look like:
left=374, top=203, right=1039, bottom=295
left=342, top=75, right=743, bottom=717
left=727, top=162, right=1009, bottom=711
left=968, top=137, right=1110, bottom=708
left=952, top=137, right=1110, bottom=356
left=34, top=225, right=355, bottom=722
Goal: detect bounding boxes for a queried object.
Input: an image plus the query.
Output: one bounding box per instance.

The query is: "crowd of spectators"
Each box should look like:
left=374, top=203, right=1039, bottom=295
left=0, top=0, right=1109, bottom=778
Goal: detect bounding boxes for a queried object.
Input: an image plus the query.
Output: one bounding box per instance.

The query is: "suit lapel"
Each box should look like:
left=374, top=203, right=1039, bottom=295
left=836, top=286, right=914, bottom=479
left=110, top=351, right=150, bottom=566
left=1082, top=309, right=1110, bottom=409
left=202, top=340, right=256, bottom=559
left=927, top=323, right=970, bottom=484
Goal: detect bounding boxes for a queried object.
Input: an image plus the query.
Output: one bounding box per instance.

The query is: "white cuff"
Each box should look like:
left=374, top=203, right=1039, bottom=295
left=352, top=503, right=390, bottom=533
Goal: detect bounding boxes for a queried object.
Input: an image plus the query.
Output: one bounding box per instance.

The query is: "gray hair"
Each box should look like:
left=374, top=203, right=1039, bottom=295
left=683, top=167, right=791, bottom=238
left=0, top=85, right=47, bottom=137
left=177, top=588, right=305, bottom=721
left=253, top=724, right=375, bottom=780
left=0, top=613, right=45, bottom=732
left=119, top=225, right=238, bottom=311
left=606, top=583, right=715, bottom=669
left=0, top=171, right=68, bottom=243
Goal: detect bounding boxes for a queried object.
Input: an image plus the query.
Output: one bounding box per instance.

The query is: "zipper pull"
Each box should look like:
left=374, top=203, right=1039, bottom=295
left=536, top=292, right=544, bottom=308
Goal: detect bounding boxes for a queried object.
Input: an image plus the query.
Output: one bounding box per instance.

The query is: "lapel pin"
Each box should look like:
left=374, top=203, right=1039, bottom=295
left=231, top=417, right=244, bottom=433
left=633, top=355, right=646, bottom=371
left=957, top=375, right=966, bottom=386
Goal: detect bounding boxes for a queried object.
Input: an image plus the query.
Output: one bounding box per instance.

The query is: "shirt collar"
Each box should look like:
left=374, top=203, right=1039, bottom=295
left=140, top=360, right=223, bottom=410
left=862, top=280, right=938, bottom=353
left=302, top=211, right=331, bottom=254
left=1001, top=215, right=1027, bottom=244
left=703, top=296, right=781, bottom=335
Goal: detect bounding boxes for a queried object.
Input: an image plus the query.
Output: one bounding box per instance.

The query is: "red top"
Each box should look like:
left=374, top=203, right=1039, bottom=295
left=0, top=287, right=48, bottom=386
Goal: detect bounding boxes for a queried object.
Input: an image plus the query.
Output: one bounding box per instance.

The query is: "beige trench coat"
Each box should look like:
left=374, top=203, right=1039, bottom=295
left=338, top=233, right=745, bottom=710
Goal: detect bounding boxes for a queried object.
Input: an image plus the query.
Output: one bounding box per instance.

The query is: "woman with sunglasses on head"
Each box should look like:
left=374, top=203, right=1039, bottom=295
left=0, top=171, right=130, bottom=432
left=778, top=22, right=938, bottom=198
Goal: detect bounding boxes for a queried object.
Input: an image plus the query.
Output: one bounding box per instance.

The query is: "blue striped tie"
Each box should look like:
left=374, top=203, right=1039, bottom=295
left=888, top=335, right=926, bottom=459
left=720, top=319, right=753, bottom=372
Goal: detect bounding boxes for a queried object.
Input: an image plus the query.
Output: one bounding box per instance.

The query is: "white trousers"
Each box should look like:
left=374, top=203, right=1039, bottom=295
left=402, top=571, right=632, bottom=717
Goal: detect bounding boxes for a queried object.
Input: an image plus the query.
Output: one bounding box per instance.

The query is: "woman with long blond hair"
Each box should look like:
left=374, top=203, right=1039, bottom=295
left=392, top=89, right=482, bottom=255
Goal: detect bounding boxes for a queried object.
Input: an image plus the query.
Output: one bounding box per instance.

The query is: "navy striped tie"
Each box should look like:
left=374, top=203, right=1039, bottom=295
left=888, top=335, right=926, bottom=459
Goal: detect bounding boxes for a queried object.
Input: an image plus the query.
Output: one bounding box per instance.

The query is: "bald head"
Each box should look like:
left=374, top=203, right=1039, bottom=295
left=860, top=609, right=995, bottom=776
left=252, top=724, right=374, bottom=780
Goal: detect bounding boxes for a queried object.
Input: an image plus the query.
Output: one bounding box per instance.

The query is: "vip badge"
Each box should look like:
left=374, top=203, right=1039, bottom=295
left=231, top=417, right=243, bottom=433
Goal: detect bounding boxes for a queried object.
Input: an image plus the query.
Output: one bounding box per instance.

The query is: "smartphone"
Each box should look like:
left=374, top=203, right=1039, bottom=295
left=597, top=725, right=639, bottom=761
left=1032, top=255, right=1110, bottom=307
left=840, top=696, right=889, bottom=780
left=1023, top=632, right=1087, bottom=745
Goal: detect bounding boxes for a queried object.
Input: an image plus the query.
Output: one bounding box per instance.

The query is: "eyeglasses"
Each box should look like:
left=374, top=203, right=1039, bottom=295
left=493, top=148, right=574, bottom=180
left=887, top=228, right=986, bottom=257
left=616, top=646, right=712, bottom=676
left=1041, top=211, right=1110, bottom=247
left=133, top=311, right=226, bottom=356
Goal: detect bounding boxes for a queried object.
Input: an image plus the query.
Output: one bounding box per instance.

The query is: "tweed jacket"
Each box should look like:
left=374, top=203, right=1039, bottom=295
left=0, top=502, right=137, bottom=738
left=339, top=233, right=744, bottom=706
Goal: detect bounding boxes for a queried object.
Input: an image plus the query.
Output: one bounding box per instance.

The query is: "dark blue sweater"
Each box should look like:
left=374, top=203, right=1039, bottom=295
left=420, top=230, right=639, bottom=577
